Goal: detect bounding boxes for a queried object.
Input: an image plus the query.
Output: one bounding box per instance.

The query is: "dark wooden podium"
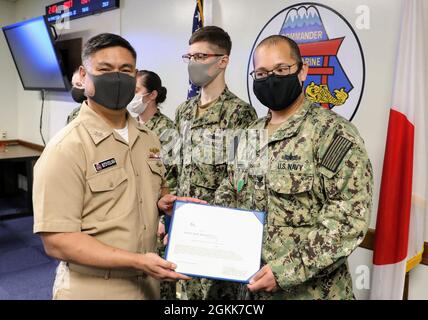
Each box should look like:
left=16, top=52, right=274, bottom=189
left=0, top=140, right=43, bottom=220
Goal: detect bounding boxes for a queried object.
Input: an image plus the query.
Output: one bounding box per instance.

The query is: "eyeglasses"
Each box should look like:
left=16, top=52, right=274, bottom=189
left=182, top=53, right=224, bottom=63
left=250, top=63, right=301, bottom=81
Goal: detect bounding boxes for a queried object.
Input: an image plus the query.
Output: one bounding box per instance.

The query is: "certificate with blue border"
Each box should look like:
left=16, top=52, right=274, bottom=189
left=165, top=201, right=265, bottom=283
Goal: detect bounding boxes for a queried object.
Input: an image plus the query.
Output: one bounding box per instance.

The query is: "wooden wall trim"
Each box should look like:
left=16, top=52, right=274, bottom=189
left=360, top=229, right=428, bottom=267
left=17, top=140, right=45, bottom=152
left=2, top=139, right=19, bottom=145
left=360, top=228, right=375, bottom=251
left=2, top=139, right=44, bottom=152
left=423, top=242, right=428, bottom=266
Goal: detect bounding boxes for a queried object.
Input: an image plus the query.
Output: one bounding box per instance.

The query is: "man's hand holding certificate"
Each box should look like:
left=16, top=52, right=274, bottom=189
left=165, top=201, right=265, bottom=283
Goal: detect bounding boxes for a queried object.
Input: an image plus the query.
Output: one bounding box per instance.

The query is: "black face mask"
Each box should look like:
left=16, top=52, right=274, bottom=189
left=253, top=72, right=303, bottom=111
left=70, top=87, right=86, bottom=104
left=87, top=72, right=136, bottom=110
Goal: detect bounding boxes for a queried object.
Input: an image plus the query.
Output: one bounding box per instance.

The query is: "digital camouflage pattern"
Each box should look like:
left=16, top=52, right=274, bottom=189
left=144, top=109, right=175, bottom=138
left=66, top=106, right=81, bottom=124
left=143, top=109, right=178, bottom=300
left=174, top=86, right=258, bottom=300
left=144, top=110, right=177, bottom=193
left=215, top=98, right=373, bottom=300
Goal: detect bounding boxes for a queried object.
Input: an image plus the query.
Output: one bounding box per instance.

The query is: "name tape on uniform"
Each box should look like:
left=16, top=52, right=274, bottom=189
left=94, top=158, right=117, bottom=173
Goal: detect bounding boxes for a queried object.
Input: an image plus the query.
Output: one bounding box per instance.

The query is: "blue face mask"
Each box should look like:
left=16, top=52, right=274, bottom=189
left=87, top=72, right=136, bottom=110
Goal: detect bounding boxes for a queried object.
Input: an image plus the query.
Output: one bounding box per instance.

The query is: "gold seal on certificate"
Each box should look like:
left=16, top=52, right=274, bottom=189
left=165, top=201, right=265, bottom=283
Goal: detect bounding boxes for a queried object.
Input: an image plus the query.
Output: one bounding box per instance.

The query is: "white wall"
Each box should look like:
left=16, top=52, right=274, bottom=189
left=423, top=0, right=428, bottom=269
left=2, top=0, right=427, bottom=299
left=121, top=0, right=195, bottom=117
left=0, top=0, right=18, bottom=140
left=409, top=264, right=428, bottom=299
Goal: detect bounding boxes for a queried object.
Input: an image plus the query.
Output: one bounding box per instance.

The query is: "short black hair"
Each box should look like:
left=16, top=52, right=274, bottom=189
left=82, top=33, right=137, bottom=64
left=256, top=35, right=303, bottom=64
left=189, top=26, right=232, bottom=55
left=137, top=70, right=167, bottom=104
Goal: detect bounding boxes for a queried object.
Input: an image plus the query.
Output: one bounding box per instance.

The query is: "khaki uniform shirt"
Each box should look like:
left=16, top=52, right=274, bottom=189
left=215, top=99, right=374, bottom=300
left=33, top=102, right=166, bottom=277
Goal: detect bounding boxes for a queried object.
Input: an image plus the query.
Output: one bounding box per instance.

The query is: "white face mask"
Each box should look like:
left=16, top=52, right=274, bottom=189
left=127, top=92, right=150, bottom=115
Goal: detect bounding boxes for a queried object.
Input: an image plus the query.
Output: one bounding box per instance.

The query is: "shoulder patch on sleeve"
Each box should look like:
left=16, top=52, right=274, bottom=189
left=321, top=135, right=353, bottom=172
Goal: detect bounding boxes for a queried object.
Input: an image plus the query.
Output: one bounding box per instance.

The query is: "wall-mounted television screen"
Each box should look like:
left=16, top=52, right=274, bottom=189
left=2, top=15, right=70, bottom=91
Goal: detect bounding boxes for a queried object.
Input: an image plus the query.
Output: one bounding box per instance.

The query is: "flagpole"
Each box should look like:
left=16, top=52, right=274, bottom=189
left=402, top=273, right=409, bottom=300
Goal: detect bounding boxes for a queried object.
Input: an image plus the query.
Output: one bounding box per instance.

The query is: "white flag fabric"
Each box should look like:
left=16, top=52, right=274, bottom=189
left=370, top=0, right=426, bottom=300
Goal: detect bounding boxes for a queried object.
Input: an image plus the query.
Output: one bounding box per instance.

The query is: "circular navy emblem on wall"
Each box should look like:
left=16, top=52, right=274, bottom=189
left=247, top=2, right=366, bottom=121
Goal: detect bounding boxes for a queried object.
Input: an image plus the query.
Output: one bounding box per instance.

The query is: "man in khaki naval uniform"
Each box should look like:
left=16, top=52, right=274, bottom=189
left=33, top=33, right=195, bottom=300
